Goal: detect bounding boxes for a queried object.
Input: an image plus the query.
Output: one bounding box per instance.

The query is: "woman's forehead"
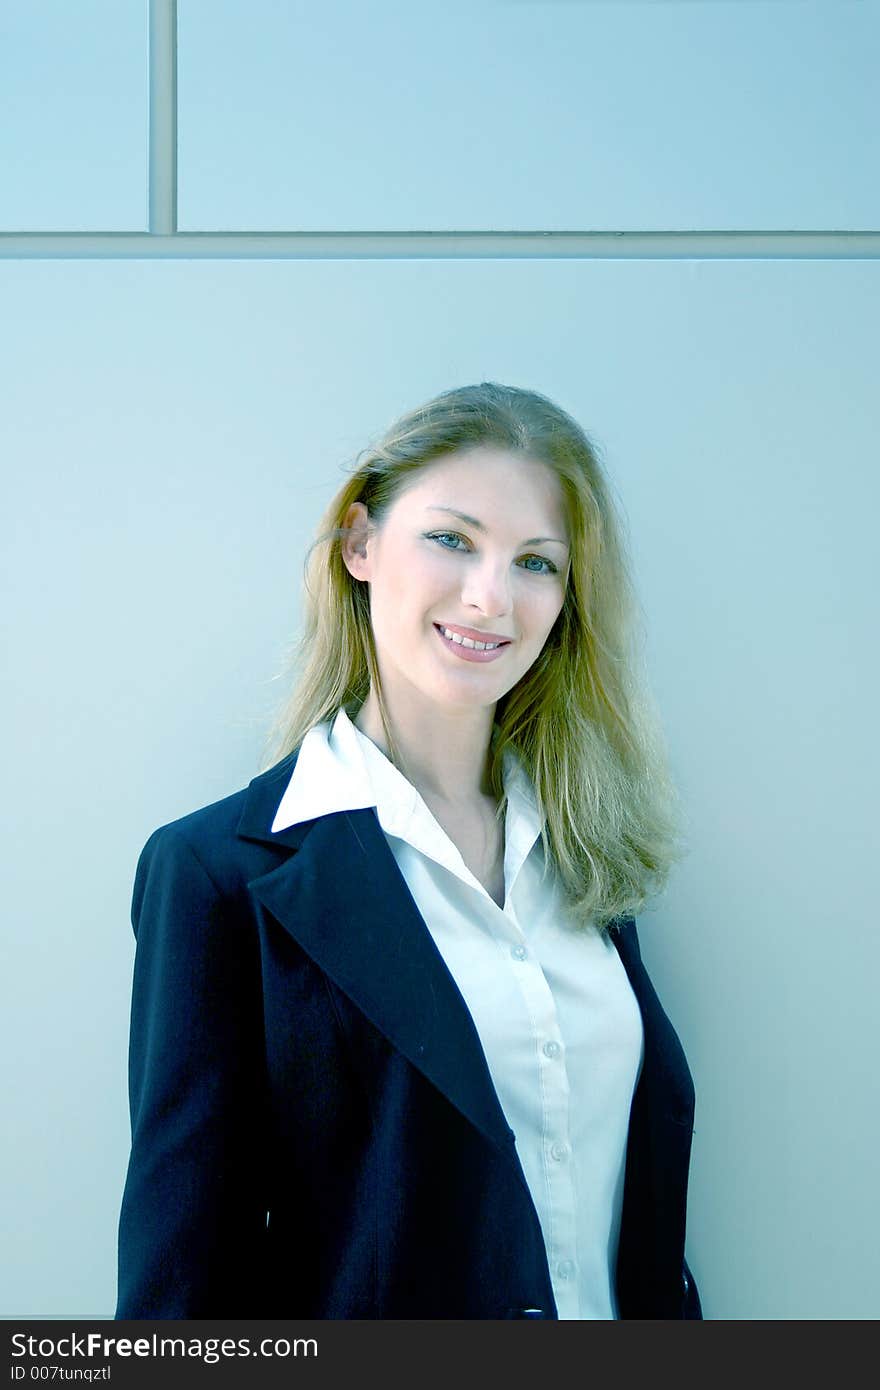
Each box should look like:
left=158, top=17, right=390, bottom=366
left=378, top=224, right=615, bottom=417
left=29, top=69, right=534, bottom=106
left=392, top=455, right=569, bottom=542
left=395, top=448, right=567, bottom=517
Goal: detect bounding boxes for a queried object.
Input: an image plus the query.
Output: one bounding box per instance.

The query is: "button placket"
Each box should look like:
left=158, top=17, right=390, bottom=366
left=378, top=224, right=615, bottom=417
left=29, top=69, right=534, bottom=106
left=499, top=909, right=581, bottom=1319
left=541, top=1019, right=579, bottom=1318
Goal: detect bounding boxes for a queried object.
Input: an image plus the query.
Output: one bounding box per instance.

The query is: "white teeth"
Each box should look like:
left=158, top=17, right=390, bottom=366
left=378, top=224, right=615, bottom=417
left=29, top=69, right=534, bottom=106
left=440, top=626, right=503, bottom=651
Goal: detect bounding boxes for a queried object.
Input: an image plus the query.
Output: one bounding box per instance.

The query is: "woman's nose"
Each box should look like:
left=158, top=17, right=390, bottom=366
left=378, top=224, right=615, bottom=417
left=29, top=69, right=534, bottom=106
left=459, top=561, right=514, bottom=618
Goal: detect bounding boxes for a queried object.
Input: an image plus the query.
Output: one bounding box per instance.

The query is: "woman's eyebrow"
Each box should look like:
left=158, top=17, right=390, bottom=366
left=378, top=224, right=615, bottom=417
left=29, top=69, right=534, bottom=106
left=424, top=505, right=569, bottom=549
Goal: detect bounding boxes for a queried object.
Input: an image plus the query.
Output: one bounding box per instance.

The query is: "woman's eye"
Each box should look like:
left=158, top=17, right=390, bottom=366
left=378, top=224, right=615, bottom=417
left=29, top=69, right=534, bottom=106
left=425, top=530, right=556, bottom=575
left=426, top=532, right=557, bottom=575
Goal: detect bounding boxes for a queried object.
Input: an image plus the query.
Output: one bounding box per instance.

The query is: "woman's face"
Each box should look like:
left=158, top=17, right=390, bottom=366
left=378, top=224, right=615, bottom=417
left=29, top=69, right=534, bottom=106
left=343, top=447, right=571, bottom=715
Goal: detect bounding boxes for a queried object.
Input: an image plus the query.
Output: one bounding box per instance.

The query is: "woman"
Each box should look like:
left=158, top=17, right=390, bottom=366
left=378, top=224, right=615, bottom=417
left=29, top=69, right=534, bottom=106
left=115, top=381, right=702, bottom=1319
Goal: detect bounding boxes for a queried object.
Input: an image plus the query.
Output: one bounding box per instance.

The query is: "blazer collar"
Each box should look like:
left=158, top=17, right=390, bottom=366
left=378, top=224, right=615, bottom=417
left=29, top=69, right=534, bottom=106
left=237, top=749, right=522, bottom=1161
left=236, top=747, right=645, bottom=1164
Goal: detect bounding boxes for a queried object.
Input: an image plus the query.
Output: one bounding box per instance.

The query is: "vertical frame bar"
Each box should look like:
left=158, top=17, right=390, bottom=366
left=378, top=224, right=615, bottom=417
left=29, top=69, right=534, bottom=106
left=149, top=0, right=177, bottom=234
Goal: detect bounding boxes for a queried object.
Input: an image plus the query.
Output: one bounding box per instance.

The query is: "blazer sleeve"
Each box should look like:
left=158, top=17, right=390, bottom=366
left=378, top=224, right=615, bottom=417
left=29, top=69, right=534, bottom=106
left=115, top=825, right=269, bottom=1318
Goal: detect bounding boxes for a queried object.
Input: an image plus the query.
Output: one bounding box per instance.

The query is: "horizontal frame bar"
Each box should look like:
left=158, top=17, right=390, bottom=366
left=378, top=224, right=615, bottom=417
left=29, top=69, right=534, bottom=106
left=1, top=230, right=878, bottom=260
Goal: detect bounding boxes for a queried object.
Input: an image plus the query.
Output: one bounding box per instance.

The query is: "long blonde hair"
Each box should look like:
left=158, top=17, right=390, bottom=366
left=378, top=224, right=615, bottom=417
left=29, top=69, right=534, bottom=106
left=260, top=381, right=688, bottom=932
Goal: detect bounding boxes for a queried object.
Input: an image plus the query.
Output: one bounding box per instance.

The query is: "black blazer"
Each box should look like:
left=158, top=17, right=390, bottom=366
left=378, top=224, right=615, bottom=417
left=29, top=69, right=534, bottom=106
left=115, top=744, right=702, bottom=1320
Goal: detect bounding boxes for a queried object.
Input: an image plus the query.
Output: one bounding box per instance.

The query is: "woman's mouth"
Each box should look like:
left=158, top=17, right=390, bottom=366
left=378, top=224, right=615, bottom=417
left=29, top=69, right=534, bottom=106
left=433, top=623, right=511, bottom=663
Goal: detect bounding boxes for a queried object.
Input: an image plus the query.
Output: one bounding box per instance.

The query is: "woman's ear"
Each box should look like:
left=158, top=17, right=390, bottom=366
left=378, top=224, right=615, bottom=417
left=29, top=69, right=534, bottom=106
left=341, top=501, right=371, bottom=580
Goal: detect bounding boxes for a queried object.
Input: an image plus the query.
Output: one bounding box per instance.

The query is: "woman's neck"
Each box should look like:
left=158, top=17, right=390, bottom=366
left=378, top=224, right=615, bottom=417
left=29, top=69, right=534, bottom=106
left=352, top=689, right=497, bottom=805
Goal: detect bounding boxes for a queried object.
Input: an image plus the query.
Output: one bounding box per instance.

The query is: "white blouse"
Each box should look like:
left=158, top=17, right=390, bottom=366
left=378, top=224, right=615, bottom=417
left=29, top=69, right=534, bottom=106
left=270, top=706, right=644, bottom=1319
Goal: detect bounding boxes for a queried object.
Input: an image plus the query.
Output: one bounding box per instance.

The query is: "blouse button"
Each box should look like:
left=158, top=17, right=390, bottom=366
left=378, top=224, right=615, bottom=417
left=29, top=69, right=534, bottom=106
left=550, top=1142, right=568, bottom=1162
left=511, top=944, right=527, bottom=960
left=556, top=1260, right=575, bottom=1280
left=543, top=1040, right=561, bottom=1059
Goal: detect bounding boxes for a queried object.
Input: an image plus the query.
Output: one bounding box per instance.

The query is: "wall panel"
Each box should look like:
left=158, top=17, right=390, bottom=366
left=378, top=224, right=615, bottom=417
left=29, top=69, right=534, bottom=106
left=177, top=0, right=880, bottom=231
left=0, top=0, right=148, bottom=231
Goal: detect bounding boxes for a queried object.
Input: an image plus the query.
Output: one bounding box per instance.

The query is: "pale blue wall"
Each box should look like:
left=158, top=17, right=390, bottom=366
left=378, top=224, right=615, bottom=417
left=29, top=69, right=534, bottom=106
left=178, top=0, right=878, bottom=230
left=1, top=0, right=878, bottom=1320
left=0, top=0, right=148, bottom=230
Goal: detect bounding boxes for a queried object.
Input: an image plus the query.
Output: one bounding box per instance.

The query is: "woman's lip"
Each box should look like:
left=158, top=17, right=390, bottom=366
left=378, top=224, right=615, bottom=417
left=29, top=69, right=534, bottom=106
left=433, top=624, right=511, bottom=663
left=433, top=622, right=512, bottom=644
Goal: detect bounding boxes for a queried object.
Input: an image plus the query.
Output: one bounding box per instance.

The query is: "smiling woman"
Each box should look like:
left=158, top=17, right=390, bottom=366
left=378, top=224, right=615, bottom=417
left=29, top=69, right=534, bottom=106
left=264, top=382, right=684, bottom=934
left=115, top=381, right=702, bottom=1321
left=337, top=444, right=574, bottom=796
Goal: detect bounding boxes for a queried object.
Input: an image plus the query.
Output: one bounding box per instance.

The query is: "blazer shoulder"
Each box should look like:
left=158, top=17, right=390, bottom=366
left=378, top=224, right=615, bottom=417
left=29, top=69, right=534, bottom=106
left=137, top=749, right=301, bottom=897
left=147, top=784, right=247, bottom=855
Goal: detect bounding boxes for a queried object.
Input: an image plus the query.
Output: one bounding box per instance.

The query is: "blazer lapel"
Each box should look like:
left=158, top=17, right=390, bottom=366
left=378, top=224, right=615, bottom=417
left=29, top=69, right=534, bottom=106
left=237, top=759, right=521, bottom=1163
